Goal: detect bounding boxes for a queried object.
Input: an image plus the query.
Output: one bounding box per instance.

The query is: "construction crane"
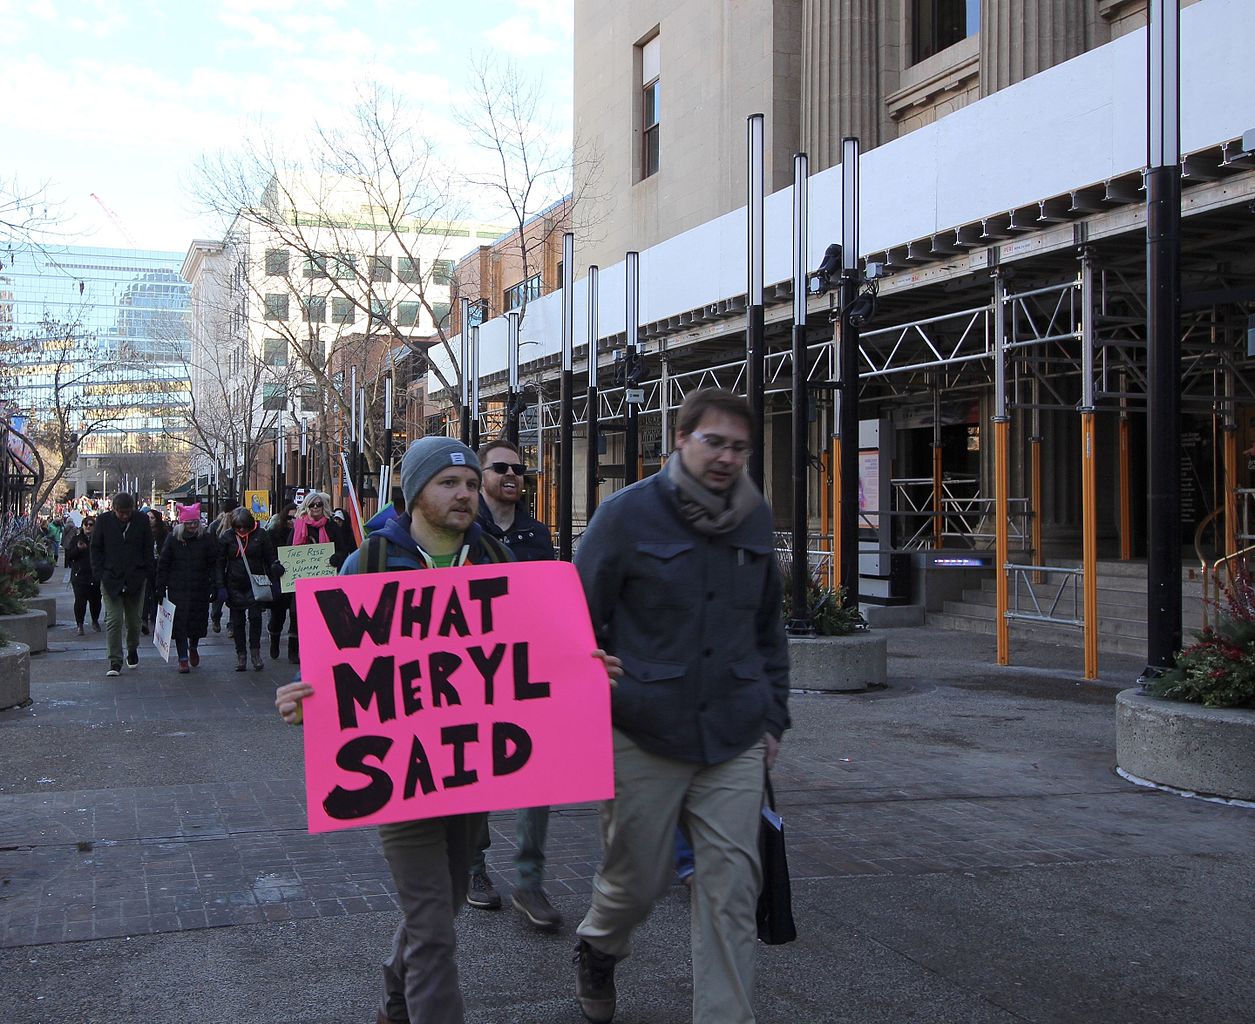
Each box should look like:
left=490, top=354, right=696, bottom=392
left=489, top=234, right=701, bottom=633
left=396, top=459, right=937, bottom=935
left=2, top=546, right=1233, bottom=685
left=89, top=193, right=139, bottom=247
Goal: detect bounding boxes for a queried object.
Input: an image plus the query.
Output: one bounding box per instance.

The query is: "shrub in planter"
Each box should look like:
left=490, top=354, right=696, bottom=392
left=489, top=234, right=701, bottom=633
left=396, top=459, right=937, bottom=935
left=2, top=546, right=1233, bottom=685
left=1151, top=564, right=1255, bottom=709
left=782, top=578, right=866, bottom=637
left=0, top=555, right=37, bottom=616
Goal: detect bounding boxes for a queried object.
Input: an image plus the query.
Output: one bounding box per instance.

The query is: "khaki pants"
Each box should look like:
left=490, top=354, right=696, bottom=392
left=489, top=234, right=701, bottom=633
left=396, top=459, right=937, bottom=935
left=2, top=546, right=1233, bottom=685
left=577, top=730, right=765, bottom=1024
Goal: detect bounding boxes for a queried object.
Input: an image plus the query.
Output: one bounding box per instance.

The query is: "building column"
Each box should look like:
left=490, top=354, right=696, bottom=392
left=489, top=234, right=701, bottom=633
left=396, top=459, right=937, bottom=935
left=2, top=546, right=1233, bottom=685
left=802, top=0, right=880, bottom=170
left=980, top=0, right=1102, bottom=97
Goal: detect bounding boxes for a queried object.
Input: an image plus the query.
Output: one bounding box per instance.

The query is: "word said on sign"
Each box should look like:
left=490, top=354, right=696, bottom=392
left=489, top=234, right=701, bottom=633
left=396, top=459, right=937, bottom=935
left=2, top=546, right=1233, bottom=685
left=294, top=562, right=614, bottom=833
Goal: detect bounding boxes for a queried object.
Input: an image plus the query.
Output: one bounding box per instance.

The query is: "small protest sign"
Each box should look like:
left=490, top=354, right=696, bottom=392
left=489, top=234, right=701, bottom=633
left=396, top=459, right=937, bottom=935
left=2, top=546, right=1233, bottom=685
left=276, top=542, right=337, bottom=594
left=245, top=490, right=271, bottom=522
left=153, top=598, right=176, bottom=662
left=293, top=562, right=613, bottom=833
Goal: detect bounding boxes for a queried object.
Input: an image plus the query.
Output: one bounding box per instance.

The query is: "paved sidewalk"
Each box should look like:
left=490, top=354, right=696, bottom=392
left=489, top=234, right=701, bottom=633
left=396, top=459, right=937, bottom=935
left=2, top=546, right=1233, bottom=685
left=1, top=579, right=1251, bottom=1023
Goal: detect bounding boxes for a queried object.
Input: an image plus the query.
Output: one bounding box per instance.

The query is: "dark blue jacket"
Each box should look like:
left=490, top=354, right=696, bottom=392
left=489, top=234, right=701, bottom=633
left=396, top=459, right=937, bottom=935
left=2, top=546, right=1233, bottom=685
left=574, top=471, right=790, bottom=765
left=476, top=499, right=555, bottom=564
left=342, top=514, right=512, bottom=573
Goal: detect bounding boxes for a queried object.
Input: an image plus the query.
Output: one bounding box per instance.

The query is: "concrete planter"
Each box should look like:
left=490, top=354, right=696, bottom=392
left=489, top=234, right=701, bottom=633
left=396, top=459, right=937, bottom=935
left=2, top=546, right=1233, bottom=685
left=1116, top=689, right=1255, bottom=801
left=26, top=595, right=57, bottom=627
left=0, top=609, right=48, bottom=654
left=0, top=640, right=31, bottom=710
left=788, top=633, right=888, bottom=692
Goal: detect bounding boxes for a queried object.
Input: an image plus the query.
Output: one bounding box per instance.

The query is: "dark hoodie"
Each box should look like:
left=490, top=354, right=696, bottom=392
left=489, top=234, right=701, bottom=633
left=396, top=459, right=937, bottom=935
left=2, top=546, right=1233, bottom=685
left=341, top=514, right=511, bottom=574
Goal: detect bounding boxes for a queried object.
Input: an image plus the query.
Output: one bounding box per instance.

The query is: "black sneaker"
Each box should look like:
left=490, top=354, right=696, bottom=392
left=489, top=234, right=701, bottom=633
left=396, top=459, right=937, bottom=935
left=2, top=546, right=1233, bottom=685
left=126, top=648, right=139, bottom=669
left=513, top=888, right=562, bottom=931
left=269, top=633, right=281, bottom=660
left=211, top=617, right=221, bottom=634
left=466, top=871, right=502, bottom=910
left=106, top=662, right=121, bottom=677
left=573, top=940, right=617, bottom=1023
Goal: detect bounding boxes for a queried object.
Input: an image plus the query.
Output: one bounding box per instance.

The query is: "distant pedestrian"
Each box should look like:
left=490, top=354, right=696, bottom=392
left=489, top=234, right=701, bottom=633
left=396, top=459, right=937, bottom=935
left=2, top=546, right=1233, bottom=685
left=90, top=492, right=155, bottom=677
left=66, top=515, right=101, bottom=635
left=155, top=503, right=218, bottom=674
left=142, top=508, right=169, bottom=635
left=207, top=506, right=236, bottom=635
left=218, top=507, right=280, bottom=672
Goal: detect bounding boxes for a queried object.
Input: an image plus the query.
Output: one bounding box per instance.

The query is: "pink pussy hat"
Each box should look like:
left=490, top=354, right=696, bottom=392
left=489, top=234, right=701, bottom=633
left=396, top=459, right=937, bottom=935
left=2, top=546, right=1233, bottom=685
left=177, top=503, right=201, bottom=523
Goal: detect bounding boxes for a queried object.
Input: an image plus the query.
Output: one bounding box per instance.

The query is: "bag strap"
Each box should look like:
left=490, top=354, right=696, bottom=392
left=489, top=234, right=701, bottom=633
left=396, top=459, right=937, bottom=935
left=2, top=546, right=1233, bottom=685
left=357, top=534, right=391, bottom=575
left=477, top=532, right=512, bottom=564
left=763, top=769, right=777, bottom=810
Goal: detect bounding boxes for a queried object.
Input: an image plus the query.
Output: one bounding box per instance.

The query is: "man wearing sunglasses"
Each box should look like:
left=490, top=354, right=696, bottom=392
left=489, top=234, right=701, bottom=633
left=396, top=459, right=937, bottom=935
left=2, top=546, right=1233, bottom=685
left=466, top=436, right=562, bottom=931
left=572, top=388, right=790, bottom=1024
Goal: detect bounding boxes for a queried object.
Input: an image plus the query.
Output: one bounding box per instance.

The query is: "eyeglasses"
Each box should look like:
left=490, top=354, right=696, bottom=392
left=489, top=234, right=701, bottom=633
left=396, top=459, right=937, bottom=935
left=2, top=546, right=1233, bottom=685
left=487, top=462, right=526, bottom=477
left=690, top=430, right=752, bottom=457
left=307, top=502, right=324, bottom=509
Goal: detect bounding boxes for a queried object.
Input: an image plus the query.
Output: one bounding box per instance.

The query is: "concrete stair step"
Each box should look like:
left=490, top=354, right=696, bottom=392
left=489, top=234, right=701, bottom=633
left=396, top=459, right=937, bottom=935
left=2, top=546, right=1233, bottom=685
left=928, top=609, right=1148, bottom=658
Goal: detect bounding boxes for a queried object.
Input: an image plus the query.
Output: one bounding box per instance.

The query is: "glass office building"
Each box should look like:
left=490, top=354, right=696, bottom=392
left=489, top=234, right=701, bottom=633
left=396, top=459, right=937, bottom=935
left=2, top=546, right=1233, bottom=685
left=0, top=245, right=191, bottom=455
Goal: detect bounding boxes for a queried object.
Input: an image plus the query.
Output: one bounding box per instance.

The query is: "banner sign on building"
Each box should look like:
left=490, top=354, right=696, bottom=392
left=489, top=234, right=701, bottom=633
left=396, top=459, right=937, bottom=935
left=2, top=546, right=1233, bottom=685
left=276, top=542, right=337, bottom=594
left=293, top=562, right=614, bottom=834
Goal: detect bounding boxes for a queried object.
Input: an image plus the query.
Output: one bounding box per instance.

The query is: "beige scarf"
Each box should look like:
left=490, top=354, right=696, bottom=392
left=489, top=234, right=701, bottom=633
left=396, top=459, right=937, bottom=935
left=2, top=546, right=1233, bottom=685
left=665, top=455, right=761, bottom=536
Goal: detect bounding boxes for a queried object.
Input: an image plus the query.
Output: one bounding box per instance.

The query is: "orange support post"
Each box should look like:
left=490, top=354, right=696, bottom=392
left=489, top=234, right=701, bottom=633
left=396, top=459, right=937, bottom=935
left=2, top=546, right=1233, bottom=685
left=1082, top=411, right=1099, bottom=680
left=932, top=444, right=943, bottom=549
left=1224, top=427, right=1238, bottom=558
left=995, top=417, right=1010, bottom=666
left=1119, top=415, right=1132, bottom=560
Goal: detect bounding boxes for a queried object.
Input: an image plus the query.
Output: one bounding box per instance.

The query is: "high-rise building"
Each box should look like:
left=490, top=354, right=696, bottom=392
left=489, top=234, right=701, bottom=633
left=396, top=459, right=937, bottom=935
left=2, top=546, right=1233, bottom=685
left=0, top=244, right=191, bottom=497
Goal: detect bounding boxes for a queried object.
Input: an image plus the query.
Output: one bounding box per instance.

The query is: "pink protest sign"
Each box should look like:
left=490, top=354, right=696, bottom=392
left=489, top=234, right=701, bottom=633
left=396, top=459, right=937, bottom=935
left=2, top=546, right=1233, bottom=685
left=294, top=561, right=614, bottom=834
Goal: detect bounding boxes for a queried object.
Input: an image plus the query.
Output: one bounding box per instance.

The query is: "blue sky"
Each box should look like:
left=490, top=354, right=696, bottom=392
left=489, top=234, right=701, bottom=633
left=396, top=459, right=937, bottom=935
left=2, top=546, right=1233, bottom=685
left=1, top=0, right=573, bottom=252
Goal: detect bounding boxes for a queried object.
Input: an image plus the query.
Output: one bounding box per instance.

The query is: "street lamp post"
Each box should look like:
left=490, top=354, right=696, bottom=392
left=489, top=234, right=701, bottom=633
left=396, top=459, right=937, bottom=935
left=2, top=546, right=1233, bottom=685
left=839, top=136, right=862, bottom=612
left=506, top=310, right=522, bottom=445
left=469, top=325, right=481, bottom=451
left=459, top=297, right=471, bottom=446
left=1143, top=0, right=1182, bottom=678
left=624, top=251, right=640, bottom=486
left=788, top=152, right=813, bottom=636
left=586, top=265, right=601, bottom=519
left=559, top=232, right=575, bottom=561
left=746, top=113, right=766, bottom=487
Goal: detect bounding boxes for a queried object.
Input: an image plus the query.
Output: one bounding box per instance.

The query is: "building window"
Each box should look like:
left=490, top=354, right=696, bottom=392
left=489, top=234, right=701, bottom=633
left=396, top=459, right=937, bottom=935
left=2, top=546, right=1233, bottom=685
left=431, top=259, right=453, bottom=286
left=265, top=248, right=290, bottom=276
left=298, top=383, right=320, bottom=412
left=262, top=338, right=288, bottom=366
left=431, top=301, right=451, bottom=328
left=369, top=296, right=389, bottom=321
left=332, top=297, right=356, bottom=325
left=302, top=254, right=329, bottom=279
left=302, top=295, right=326, bottom=323
left=467, top=299, right=487, bottom=328
left=262, top=383, right=287, bottom=411
left=397, top=257, right=420, bottom=283
left=264, top=294, right=289, bottom=321
left=369, top=256, right=392, bottom=283
left=640, top=34, right=660, bottom=180
left=912, top=0, right=979, bottom=64
left=331, top=254, right=357, bottom=280
left=397, top=301, right=421, bottom=326
left=503, top=273, right=541, bottom=312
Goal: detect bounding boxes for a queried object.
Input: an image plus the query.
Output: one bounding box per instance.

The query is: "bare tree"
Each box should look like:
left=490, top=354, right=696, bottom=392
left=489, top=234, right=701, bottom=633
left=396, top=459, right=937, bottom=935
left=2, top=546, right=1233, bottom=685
left=456, top=55, right=604, bottom=330
left=0, top=177, right=62, bottom=259
left=191, top=85, right=471, bottom=483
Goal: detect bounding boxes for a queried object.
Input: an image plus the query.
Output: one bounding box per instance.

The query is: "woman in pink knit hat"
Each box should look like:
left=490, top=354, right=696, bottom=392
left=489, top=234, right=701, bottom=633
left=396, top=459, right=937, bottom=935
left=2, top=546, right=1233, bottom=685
left=154, top=503, right=219, bottom=673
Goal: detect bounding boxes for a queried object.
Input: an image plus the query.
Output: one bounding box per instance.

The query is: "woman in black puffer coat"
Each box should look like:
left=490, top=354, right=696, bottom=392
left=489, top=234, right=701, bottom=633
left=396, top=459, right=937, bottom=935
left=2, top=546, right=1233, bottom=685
left=65, top=516, right=102, bottom=634
left=155, top=506, right=219, bottom=673
left=218, top=508, right=280, bottom=672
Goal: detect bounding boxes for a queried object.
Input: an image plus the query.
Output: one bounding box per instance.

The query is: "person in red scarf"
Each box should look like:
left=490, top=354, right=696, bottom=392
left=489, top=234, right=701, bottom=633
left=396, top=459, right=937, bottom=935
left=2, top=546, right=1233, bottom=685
left=270, top=490, right=353, bottom=663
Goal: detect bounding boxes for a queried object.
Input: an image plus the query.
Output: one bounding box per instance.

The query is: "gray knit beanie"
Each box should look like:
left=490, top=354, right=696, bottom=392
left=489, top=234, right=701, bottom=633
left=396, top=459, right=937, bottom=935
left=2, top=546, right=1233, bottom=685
left=399, top=437, right=481, bottom=509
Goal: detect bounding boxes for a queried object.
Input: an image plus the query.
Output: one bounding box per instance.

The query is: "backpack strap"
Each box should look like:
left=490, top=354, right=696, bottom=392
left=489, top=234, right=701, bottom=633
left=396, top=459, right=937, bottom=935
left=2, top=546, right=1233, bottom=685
left=356, top=534, right=392, bottom=575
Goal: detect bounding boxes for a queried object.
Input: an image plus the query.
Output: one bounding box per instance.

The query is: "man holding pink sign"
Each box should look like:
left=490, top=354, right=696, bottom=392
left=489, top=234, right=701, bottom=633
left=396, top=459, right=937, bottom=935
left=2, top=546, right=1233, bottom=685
left=275, top=436, right=619, bottom=1024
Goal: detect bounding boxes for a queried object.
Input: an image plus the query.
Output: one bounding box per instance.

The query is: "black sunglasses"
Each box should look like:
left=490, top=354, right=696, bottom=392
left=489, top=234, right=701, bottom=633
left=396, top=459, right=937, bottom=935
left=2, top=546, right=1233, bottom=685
left=307, top=502, right=324, bottom=509
left=488, top=462, right=526, bottom=476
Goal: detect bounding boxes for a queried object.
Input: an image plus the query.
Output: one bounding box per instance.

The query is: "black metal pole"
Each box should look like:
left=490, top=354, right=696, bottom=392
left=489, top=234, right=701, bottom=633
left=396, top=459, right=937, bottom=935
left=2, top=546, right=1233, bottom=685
left=746, top=113, right=767, bottom=488
left=469, top=325, right=481, bottom=452
left=1143, top=0, right=1182, bottom=676
left=788, top=152, right=813, bottom=636
left=559, top=370, right=574, bottom=559
left=459, top=297, right=472, bottom=446
left=839, top=136, right=862, bottom=612
left=505, top=309, right=521, bottom=446
left=624, top=251, right=640, bottom=487
left=587, top=265, right=601, bottom=519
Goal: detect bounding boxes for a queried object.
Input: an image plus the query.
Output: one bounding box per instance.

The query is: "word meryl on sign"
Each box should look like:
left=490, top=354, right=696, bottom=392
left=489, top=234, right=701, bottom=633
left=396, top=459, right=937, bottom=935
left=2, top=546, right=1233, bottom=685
left=316, top=578, right=546, bottom=818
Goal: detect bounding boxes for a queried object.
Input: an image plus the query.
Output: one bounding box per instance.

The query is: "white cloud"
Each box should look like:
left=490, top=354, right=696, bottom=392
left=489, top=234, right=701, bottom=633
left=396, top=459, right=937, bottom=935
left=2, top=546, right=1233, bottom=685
left=482, top=12, right=568, bottom=57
